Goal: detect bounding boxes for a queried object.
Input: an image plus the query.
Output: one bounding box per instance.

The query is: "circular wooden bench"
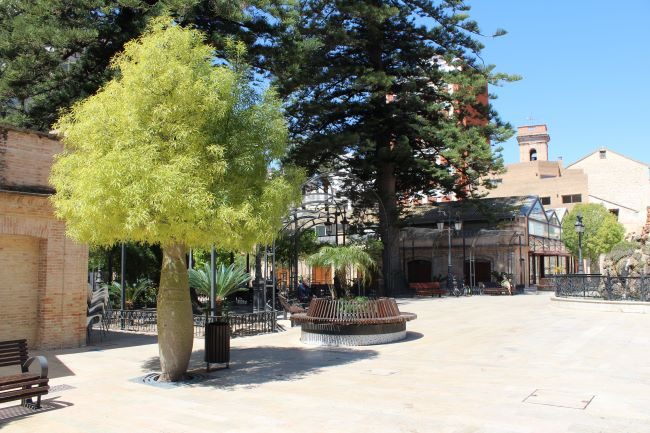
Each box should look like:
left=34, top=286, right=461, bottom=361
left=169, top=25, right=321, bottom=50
left=292, top=298, right=416, bottom=346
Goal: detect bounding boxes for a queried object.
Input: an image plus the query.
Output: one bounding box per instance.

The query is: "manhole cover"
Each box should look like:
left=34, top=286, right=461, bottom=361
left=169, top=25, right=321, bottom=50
left=523, top=389, right=595, bottom=410
left=131, top=372, right=210, bottom=389
left=49, top=384, right=76, bottom=393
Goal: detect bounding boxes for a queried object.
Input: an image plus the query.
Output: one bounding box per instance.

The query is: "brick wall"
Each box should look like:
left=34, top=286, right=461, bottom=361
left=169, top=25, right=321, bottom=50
left=0, top=235, right=40, bottom=346
left=0, top=126, right=88, bottom=349
left=0, top=126, right=61, bottom=191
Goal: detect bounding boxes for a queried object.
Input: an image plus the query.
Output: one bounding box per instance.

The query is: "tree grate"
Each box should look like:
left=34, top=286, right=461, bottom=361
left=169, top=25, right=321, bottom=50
left=131, top=372, right=211, bottom=389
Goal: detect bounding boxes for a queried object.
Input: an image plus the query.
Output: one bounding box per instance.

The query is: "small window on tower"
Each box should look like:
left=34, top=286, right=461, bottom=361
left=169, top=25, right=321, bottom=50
left=530, top=149, right=538, bottom=161
left=600, top=149, right=607, bottom=159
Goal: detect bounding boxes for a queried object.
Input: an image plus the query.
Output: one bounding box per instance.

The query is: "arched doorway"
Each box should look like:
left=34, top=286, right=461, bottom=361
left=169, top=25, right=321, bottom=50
left=407, top=260, right=432, bottom=283
left=465, top=259, right=492, bottom=284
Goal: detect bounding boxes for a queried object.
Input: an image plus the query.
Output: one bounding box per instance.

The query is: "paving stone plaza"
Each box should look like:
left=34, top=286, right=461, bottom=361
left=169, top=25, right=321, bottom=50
left=2, top=293, right=649, bottom=433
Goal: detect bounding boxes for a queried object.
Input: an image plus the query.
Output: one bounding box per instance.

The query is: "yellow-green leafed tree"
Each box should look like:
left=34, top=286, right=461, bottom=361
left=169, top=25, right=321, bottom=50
left=50, top=18, right=302, bottom=381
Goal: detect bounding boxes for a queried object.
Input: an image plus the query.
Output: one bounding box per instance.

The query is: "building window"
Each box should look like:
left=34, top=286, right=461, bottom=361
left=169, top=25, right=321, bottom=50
left=599, top=149, right=607, bottom=159
left=529, top=149, right=537, bottom=161
left=540, top=197, right=551, bottom=205
left=609, top=209, right=619, bottom=218
left=561, top=194, right=582, bottom=204
left=488, top=178, right=503, bottom=187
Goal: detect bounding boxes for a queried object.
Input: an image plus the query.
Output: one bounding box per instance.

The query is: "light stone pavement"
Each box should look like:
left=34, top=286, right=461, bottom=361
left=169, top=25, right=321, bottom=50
left=2, top=292, right=650, bottom=433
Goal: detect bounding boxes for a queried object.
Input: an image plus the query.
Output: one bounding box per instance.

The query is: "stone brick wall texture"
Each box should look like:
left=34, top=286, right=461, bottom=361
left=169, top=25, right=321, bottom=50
left=569, top=150, right=650, bottom=236
left=0, top=127, right=88, bottom=349
left=482, top=160, right=589, bottom=211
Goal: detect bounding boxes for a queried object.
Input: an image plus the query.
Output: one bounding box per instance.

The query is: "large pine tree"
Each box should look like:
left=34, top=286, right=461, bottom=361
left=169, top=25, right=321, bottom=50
left=273, top=1, right=516, bottom=295
left=0, top=0, right=294, bottom=130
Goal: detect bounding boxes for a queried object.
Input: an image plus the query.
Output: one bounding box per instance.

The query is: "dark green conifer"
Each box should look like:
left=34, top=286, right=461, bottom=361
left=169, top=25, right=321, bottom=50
left=273, top=1, right=517, bottom=294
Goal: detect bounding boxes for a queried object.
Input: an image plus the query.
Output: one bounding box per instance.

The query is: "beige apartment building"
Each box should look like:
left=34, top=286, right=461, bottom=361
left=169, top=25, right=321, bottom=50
left=567, top=148, right=650, bottom=236
left=484, top=125, right=589, bottom=211
left=0, top=125, right=88, bottom=349
left=485, top=124, right=649, bottom=236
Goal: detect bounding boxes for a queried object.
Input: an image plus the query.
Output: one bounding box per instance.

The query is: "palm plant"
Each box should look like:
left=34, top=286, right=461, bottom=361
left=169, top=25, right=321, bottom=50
left=188, top=263, right=250, bottom=314
left=307, top=245, right=376, bottom=298
left=105, top=278, right=155, bottom=309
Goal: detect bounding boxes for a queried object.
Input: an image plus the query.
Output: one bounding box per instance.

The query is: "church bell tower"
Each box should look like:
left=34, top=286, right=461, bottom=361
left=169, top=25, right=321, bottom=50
left=517, top=124, right=550, bottom=162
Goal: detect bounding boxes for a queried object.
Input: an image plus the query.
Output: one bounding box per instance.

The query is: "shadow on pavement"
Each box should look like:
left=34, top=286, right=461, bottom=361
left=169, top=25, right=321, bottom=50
left=403, top=331, right=424, bottom=342
left=27, top=332, right=158, bottom=380
left=141, top=345, right=379, bottom=389
left=85, top=331, right=158, bottom=350
left=0, top=397, right=73, bottom=426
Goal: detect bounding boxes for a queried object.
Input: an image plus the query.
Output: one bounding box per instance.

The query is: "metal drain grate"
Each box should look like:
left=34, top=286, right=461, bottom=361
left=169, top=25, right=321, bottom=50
left=131, top=372, right=210, bottom=389
left=49, top=384, right=76, bottom=393
left=523, top=389, right=595, bottom=410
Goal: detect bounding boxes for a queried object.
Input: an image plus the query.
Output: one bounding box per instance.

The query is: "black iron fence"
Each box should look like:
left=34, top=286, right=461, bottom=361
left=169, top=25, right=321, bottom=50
left=194, top=312, right=277, bottom=337
left=553, top=274, right=650, bottom=302
left=105, top=309, right=278, bottom=337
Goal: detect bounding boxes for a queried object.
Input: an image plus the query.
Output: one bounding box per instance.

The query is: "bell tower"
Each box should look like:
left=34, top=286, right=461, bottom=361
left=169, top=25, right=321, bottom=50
left=517, top=124, right=550, bottom=162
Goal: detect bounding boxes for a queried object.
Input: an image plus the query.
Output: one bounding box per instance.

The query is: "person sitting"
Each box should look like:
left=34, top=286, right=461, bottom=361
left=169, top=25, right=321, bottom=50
left=298, top=277, right=311, bottom=301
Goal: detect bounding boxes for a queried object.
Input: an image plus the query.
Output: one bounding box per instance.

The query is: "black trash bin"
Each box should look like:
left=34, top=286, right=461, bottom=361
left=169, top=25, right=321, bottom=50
left=205, top=320, right=230, bottom=371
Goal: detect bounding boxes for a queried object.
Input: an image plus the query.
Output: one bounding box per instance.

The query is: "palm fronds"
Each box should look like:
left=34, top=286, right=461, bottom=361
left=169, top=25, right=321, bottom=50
left=307, top=245, right=376, bottom=297
left=105, top=278, right=155, bottom=309
left=188, top=262, right=250, bottom=302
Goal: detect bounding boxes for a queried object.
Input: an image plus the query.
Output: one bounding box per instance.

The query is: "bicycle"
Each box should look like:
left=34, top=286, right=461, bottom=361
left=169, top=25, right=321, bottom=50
left=451, top=276, right=472, bottom=297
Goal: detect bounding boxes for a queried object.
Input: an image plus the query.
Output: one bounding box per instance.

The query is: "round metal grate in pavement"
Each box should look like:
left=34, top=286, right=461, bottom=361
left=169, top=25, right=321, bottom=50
left=136, top=372, right=210, bottom=388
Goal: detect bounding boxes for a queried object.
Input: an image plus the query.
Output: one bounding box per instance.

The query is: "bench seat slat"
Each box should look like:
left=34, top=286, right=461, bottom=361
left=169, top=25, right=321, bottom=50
left=0, top=346, right=28, bottom=353
left=0, top=377, right=48, bottom=392
left=0, top=386, right=50, bottom=404
left=0, top=358, right=27, bottom=367
left=0, top=373, right=41, bottom=386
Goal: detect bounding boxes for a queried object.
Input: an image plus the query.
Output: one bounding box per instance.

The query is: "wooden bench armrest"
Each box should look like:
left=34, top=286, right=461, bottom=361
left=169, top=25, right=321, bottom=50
left=22, top=356, right=48, bottom=379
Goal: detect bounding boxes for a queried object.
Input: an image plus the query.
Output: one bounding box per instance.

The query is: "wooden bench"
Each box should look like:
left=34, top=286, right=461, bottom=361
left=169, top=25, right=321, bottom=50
left=481, top=282, right=512, bottom=296
left=0, top=339, right=49, bottom=409
left=410, top=282, right=446, bottom=298
left=278, top=295, right=307, bottom=327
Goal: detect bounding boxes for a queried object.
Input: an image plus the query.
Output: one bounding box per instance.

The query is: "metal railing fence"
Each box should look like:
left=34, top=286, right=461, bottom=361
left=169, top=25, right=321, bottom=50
left=553, top=274, right=650, bottom=302
left=104, top=309, right=277, bottom=338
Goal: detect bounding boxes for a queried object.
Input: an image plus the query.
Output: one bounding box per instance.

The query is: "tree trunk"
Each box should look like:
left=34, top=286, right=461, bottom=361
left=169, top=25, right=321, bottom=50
left=377, top=161, right=403, bottom=297
left=157, top=242, right=194, bottom=382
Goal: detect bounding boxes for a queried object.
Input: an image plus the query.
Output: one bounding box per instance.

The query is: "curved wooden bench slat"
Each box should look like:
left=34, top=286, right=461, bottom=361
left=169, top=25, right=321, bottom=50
left=292, top=298, right=416, bottom=325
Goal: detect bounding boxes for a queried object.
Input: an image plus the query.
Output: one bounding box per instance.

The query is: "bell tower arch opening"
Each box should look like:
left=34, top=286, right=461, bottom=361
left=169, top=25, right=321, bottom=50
left=517, top=124, right=550, bottom=163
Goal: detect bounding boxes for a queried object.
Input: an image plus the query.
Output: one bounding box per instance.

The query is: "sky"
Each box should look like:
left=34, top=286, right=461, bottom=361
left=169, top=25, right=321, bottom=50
left=465, top=0, right=650, bottom=165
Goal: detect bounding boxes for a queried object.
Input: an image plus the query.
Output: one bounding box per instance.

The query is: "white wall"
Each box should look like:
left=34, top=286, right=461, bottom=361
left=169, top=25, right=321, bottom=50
left=569, top=150, right=650, bottom=236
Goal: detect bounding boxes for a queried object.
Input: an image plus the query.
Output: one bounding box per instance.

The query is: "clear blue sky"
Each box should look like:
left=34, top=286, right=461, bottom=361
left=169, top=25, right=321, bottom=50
left=466, top=0, right=650, bottom=165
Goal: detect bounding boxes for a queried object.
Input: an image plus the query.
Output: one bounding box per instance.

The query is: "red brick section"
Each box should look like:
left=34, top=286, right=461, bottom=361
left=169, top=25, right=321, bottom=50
left=0, top=126, right=88, bottom=349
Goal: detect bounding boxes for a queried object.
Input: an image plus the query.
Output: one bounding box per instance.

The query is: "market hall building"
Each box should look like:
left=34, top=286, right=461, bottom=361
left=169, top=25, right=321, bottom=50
left=402, top=196, right=570, bottom=290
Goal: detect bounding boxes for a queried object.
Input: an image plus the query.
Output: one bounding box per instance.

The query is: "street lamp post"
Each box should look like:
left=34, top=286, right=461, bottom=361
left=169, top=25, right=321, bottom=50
left=437, top=213, right=462, bottom=291
left=574, top=214, right=585, bottom=274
